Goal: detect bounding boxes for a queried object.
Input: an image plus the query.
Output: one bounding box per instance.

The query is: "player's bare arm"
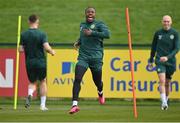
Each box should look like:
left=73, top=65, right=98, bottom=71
left=43, top=42, right=55, bottom=56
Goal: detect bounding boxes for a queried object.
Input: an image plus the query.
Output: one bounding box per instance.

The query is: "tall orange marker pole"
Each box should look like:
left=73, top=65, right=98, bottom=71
left=125, top=8, right=138, bottom=118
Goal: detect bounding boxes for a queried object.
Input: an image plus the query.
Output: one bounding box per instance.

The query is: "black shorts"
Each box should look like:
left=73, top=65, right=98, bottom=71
left=26, top=59, right=46, bottom=83
left=26, top=67, right=46, bottom=83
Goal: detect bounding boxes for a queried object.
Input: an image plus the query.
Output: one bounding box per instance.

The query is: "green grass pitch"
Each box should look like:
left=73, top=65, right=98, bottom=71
left=0, top=99, right=180, bottom=122
left=0, top=0, right=180, bottom=44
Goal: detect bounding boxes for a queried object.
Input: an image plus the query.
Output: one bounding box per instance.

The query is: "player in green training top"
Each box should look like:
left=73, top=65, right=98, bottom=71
left=148, top=15, right=179, bottom=110
left=69, top=7, right=110, bottom=114
left=19, top=14, right=55, bottom=111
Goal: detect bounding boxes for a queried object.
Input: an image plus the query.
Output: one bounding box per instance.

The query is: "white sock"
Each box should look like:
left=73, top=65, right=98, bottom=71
left=72, top=100, right=78, bottom=106
left=28, top=88, right=34, bottom=97
left=98, top=91, right=103, bottom=95
left=166, top=96, right=169, bottom=102
left=40, top=96, right=46, bottom=108
left=160, top=93, right=167, bottom=104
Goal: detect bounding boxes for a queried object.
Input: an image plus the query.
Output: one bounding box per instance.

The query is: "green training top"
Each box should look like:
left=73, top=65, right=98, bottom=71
left=20, top=28, right=47, bottom=62
left=150, top=28, right=180, bottom=65
left=78, top=20, right=110, bottom=59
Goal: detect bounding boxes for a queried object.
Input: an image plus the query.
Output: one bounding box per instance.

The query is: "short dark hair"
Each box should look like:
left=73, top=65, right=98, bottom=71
left=85, top=7, right=96, bottom=13
left=28, top=14, right=39, bottom=23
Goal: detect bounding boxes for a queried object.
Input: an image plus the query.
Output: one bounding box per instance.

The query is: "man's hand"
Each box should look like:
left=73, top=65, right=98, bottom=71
left=74, top=42, right=80, bottom=50
left=51, top=50, right=55, bottom=56
left=147, top=63, right=153, bottom=70
left=83, top=29, right=92, bottom=36
left=43, top=42, right=55, bottom=56
left=160, top=56, right=168, bottom=62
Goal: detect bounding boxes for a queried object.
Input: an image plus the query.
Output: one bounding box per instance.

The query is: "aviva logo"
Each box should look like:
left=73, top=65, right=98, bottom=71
left=62, top=62, right=76, bottom=74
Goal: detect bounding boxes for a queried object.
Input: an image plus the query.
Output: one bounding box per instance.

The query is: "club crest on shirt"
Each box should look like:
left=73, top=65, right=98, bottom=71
left=158, top=35, right=162, bottom=40
left=90, top=24, right=95, bottom=29
left=170, top=34, right=174, bottom=40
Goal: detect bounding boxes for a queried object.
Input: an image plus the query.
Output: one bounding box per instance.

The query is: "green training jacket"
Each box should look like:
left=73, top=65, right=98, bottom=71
left=150, top=28, right=179, bottom=66
left=78, top=20, right=110, bottom=59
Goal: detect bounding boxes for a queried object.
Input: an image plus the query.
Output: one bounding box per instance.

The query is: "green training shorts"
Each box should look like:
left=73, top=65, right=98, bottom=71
left=77, top=58, right=103, bottom=71
left=156, top=64, right=176, bottom=79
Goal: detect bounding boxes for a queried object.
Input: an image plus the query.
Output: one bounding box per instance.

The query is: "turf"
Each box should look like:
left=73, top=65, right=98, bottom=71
left=0, top=99, right=180, bottom=122
left=0, top=0, right=180, bottom=44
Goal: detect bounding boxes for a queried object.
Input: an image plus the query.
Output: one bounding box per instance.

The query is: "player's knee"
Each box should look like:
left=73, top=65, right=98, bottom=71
left=159, top=77, right=166, bottom=83
left=159, top=81, right=165, bottom=86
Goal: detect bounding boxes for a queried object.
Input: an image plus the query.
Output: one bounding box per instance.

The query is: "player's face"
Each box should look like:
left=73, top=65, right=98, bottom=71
left=85, top=8, right=96, bottom=22
left=162, top=16, right=172, bottom=30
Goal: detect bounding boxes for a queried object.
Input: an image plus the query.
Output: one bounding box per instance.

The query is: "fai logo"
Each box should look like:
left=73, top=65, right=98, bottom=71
left=170, top=34, right=174, bottom=40
left=157, top=68, right=161, bottom=73
left=158, top=35, right=162, bottom=40
left=90, top=24, right=95, bottom=29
